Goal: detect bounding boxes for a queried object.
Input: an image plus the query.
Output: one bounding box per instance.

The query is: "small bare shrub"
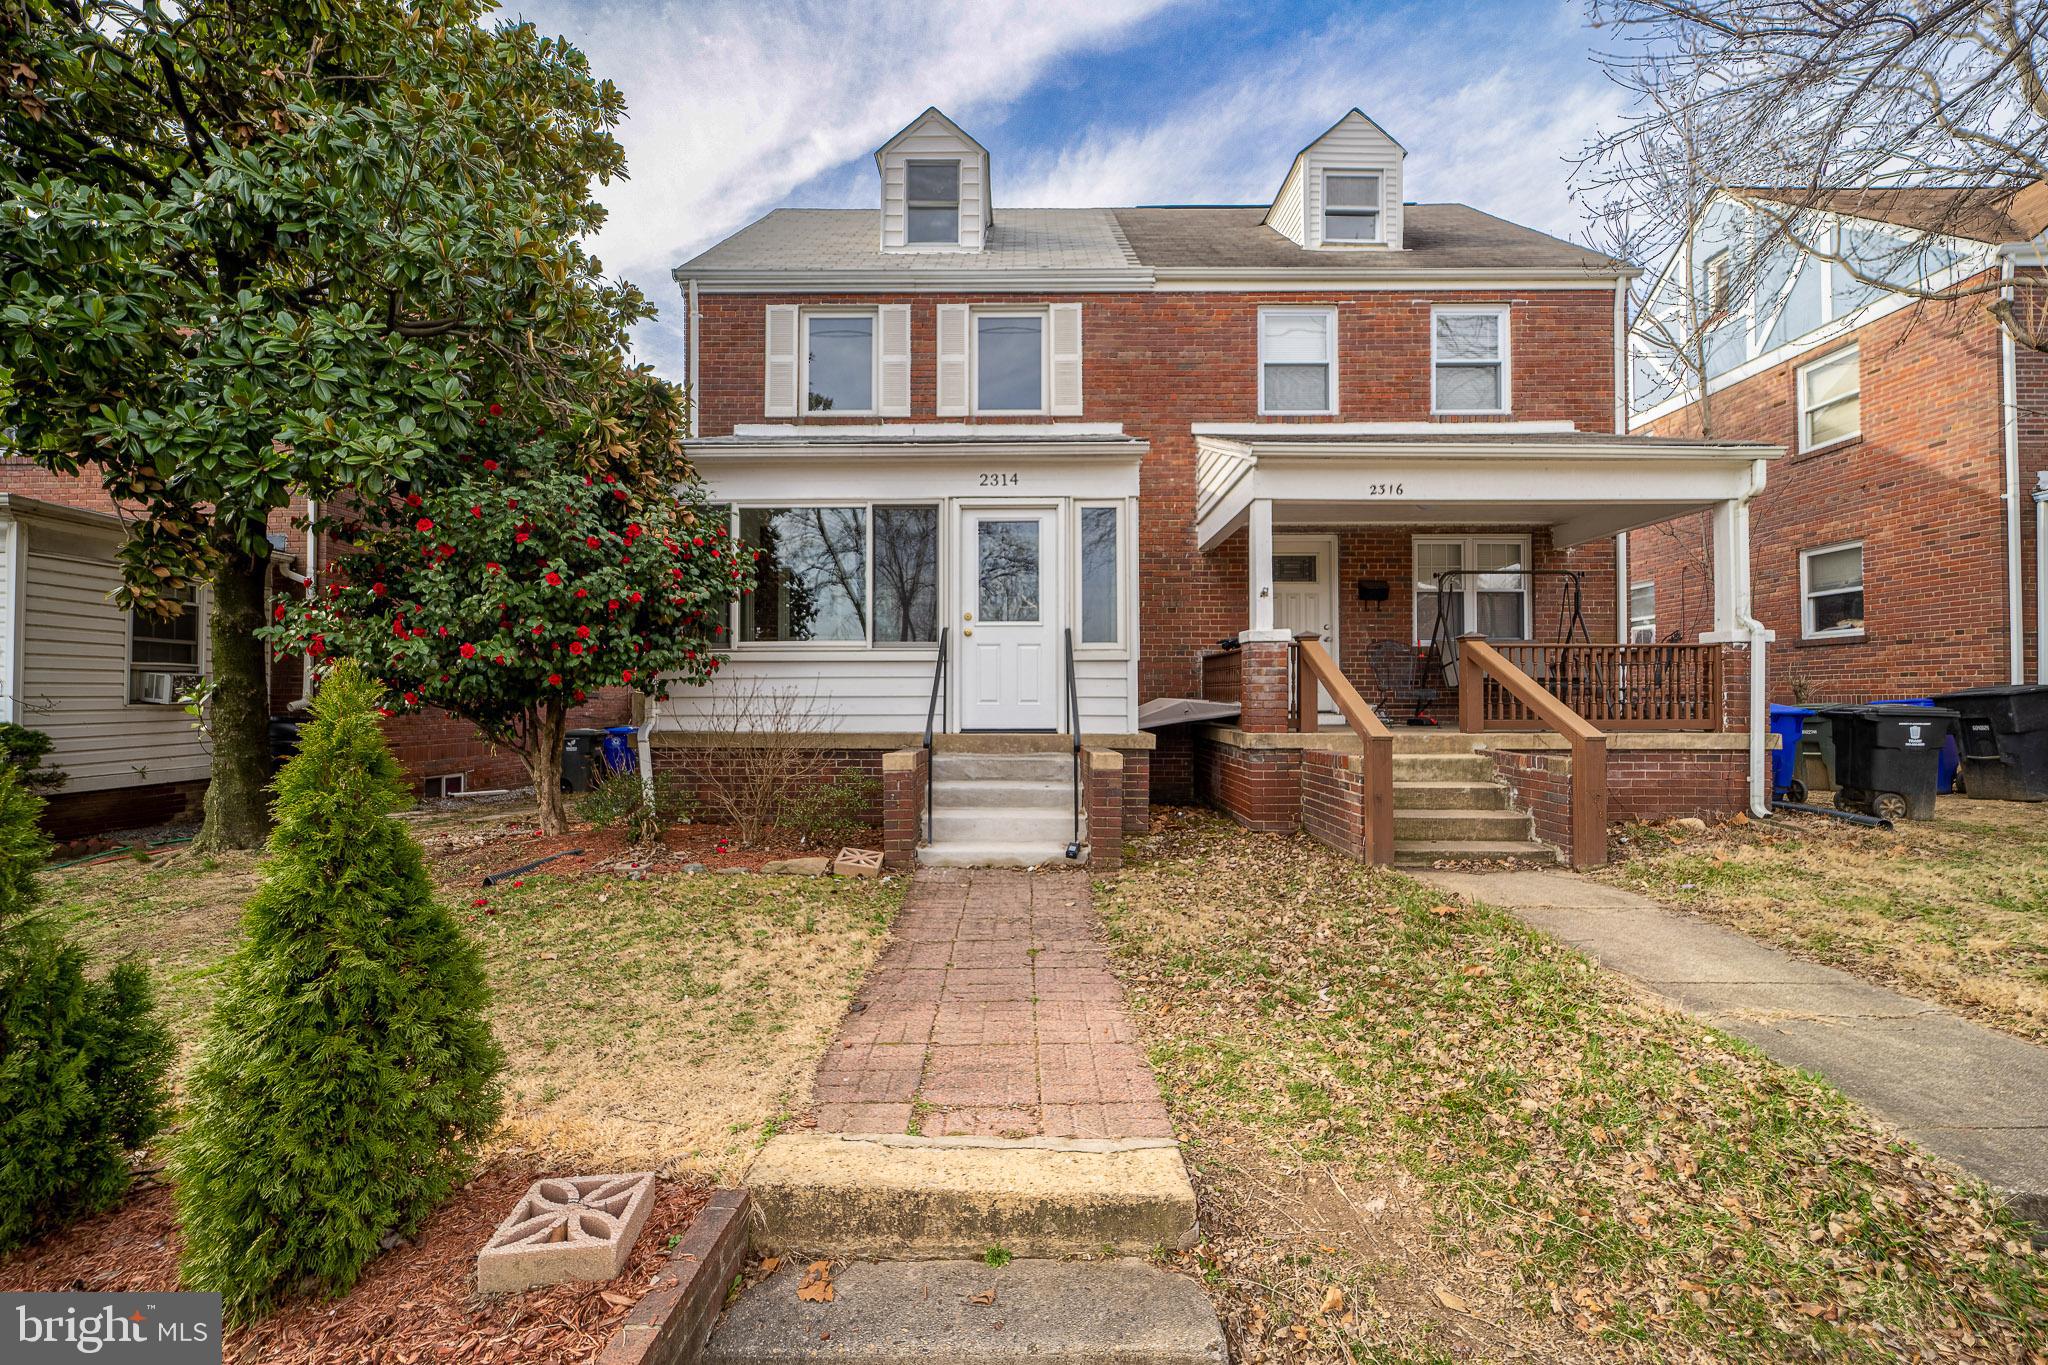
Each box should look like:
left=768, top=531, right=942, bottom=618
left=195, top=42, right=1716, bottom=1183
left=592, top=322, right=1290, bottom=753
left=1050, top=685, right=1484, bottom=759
left=576, top=766, right=693, bottom=844
left=782, top=771, right=881, bottom=848
left=692, top=680, right=843, bottom=846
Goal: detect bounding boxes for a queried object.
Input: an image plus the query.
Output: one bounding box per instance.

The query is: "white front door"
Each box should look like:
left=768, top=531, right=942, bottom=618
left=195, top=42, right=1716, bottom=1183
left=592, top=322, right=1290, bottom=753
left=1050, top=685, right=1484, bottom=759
left=959, top=506, right=1061, bottom=730
left=1273, top=537, right=1337, bottom=713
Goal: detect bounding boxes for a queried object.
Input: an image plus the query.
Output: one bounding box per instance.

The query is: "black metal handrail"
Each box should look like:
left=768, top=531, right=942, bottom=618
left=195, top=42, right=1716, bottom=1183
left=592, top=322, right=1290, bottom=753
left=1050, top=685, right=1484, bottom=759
left=921, top=627, right=949, bottom=845
left=1064, top=627, right=1082, bottom=859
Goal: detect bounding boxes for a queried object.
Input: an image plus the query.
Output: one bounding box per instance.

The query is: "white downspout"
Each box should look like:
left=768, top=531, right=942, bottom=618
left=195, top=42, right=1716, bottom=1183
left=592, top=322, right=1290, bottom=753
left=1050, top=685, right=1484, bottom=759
left=2000, top=258, right=2026, bottom=683
left=1734, top=458, right=1772, bottom=818
left=295, top=499, right=320, bottom=709
left=2036, top=471, right=2047, bottom=685
left=686, top=278, right=702, bottom=440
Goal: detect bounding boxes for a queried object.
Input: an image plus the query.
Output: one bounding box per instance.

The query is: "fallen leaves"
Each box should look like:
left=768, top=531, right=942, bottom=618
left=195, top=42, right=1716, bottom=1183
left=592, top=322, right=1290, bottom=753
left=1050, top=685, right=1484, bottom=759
left=795, top=1260, right=835, bottom=1304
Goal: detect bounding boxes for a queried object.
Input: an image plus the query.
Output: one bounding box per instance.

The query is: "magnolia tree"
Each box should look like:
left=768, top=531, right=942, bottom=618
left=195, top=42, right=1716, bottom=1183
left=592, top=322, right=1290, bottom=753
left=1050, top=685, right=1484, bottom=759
left=268, top=422, right=753, bottom=834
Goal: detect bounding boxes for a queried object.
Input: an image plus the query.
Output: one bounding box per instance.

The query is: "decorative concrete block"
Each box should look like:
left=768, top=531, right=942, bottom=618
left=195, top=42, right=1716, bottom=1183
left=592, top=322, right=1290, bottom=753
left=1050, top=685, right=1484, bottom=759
left=833, top=847, right=883, bottom=878
left=477, top=1172, right=657, bottom=1293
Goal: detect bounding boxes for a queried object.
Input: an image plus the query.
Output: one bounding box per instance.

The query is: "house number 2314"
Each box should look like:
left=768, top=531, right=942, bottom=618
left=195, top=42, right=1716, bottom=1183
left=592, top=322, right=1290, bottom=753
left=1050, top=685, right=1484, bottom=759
left=978, top=472, right=1020, bottom=487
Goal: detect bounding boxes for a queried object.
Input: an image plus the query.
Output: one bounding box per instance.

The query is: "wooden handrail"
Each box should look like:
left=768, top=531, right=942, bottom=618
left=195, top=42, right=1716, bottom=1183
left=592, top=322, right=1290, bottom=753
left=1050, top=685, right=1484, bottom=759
left=1295, top=636, right=1395, bottom=865
left=1457, top=635, right=1608, bottom=868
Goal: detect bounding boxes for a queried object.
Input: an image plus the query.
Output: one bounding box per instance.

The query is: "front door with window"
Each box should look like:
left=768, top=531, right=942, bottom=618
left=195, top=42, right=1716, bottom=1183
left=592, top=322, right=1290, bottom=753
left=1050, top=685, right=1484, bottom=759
left=959, top=507, right=1061, bottom=730
left=1272, top=537, right=1337, bottom=713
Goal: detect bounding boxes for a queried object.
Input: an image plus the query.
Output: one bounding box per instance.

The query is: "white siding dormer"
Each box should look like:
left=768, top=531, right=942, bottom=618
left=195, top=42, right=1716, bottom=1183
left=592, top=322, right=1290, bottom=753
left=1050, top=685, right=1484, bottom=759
left=1264, top=110, right=1406, bottom=252
left=876, top=107, right=992, bottom=253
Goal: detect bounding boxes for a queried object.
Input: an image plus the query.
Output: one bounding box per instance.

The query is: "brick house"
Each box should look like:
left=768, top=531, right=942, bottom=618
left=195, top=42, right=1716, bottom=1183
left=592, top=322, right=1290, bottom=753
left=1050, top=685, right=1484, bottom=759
left=0, top=462, right=629, bottom=838
left=652, top=108, right=1778, bottom=869
left=1625, top=185, right=2047, bottom=704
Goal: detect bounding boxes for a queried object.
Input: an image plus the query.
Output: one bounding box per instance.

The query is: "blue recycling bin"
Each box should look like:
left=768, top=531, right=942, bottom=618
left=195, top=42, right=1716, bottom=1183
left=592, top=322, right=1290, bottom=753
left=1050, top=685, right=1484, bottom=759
left=1768, top=704, right=1813, bottom=800
left=1873, top=699, right=1959, bottom=794
left=600, top=725, right=638, bottom=775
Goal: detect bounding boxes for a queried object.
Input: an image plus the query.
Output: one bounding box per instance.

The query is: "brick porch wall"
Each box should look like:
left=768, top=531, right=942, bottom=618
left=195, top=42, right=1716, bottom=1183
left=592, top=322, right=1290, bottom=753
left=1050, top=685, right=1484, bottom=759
left=1151, top=727, right=1195, bottom=806
left=1084, top=748, right=1125, bottom=872
left=648, top=744, right=886, bottom=826
left=1299, top=749, right=1366, bottom=859
left=1485, top=749, right=1573, bottom=851
left=1487, top=745, right=1751, bottom=858
left=1195, top=735, right=1301, bottom=832
left=880, top=749, right=926, bottom=870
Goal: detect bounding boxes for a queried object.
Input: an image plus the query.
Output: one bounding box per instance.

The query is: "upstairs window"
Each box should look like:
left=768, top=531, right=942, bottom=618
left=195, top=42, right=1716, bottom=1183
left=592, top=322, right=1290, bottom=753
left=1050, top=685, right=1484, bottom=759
left=1704, top=249, right=1733, bottom=316
left=1322, top=171, right=1382, bottom=243
left=804, top=312, right=875, bottom=414
left=974, top=312, right=1045, bottom=413
left=906, top=159, right=960, bottom=245
left=1798, top=344, right=1860, bottom=452
left=1259, top=308, right=1337, bottom=415
left=1432, top=307, right=1510, bottom=414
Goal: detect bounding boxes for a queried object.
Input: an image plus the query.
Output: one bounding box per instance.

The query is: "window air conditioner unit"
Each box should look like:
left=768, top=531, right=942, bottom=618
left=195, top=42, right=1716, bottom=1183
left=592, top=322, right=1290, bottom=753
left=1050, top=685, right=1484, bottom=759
left=138, top=671, right=179, bottom=705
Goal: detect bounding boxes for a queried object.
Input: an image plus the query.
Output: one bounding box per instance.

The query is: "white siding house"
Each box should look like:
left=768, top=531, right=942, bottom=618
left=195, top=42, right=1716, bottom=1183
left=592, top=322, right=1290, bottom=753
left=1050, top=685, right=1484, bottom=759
left=0, top=494, right=211, bottom=795
left=1264, top=110, right=1407, bottom=252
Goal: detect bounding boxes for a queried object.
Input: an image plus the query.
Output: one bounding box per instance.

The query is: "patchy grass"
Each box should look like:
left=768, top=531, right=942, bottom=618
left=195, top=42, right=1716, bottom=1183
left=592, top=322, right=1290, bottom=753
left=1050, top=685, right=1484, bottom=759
left=1595, top=798, right=2048, bottom=1043
left=1102, top=810, right=2048, bottom=1364
left=49, top=834, right=900, bottom=1180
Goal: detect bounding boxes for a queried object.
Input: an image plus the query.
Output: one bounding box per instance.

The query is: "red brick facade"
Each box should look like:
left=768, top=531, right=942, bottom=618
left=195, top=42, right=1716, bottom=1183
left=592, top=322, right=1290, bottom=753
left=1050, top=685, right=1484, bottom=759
left=692, top=287, right=1625, bottom=704
left=1630, top=287, right=2042, bottom=702
left=1299, top=748, right=1368, bottom=859
left=1083, top=748, right=1125, bottom=872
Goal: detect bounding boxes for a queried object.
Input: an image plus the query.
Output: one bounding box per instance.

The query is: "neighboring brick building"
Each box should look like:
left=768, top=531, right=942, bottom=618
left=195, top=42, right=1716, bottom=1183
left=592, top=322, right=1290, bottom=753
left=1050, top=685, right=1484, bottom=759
left=1626, top=186, right=2047, bottom=702
left=651, top=106, right=1777, bottom=867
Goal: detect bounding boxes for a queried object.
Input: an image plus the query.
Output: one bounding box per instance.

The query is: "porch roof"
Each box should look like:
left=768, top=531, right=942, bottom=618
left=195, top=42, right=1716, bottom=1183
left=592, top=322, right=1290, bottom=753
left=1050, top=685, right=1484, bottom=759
left=1195, top=426, right=1780, bottom=551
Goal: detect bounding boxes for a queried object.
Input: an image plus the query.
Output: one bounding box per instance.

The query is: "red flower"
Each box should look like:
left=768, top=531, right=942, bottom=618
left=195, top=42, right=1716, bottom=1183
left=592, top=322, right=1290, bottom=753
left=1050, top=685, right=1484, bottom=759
left=569, top=641, right=585, bottom=656
left=621, top=668, right=634, bottom=683
left=473, top=897, right=488, bottom=907
left=308, top=635, right=325, bottom=655
left=511, top=879, right=524, bottom=888
left=405, top=493, right=422, bottom=508
left=585, top=536, right=600, bottom=549
left=470, top=505, right=483, bottom=518
left=415, top=517, right=434, bottom=533
left=603, top=474, right=617, bottom=484
left=607, top=599, right=619, bottom=611
left=377, top=707, right=393, bottom=718
left=488, top=402, right=503, bottom=416
left=692, top=536, right=703, bottom=547
left=493, top=654, right=506, bottom=664
left=458, top=642, right=477, bottom=659
left=486, top=562, right=501, bottom=574
left=574, top=588, right=587, bottom=599
left=544, top=571, right=562, bottom=586
left=628, top=591, right=643, bottom=603
left=514, top=531, right=530, bottom=544
left=371, top=582, right=387, bottom=596
left=403, top=690, right=419, bottom=705
left=547, top=672, right=562, bottom=686
left=574, top=688, right=587, bottom=700
left=273, top=603, right=287, bottom=620
left=575, top=625, right=591, bottom=639
left=483, top=459, right=500, bottom=472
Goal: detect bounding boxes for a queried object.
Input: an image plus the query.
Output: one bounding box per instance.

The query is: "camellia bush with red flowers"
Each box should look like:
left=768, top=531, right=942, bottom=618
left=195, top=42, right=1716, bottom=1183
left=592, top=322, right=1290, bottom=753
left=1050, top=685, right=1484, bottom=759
left=266, top=418, right=754, bottom=834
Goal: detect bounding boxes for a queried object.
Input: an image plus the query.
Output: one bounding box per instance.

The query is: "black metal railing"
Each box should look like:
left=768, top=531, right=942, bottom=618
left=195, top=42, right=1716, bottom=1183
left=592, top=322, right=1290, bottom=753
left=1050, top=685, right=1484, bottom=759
left=921, top=627, right=949, bottom=845
left=1064, top=627, right=1082, bottom=859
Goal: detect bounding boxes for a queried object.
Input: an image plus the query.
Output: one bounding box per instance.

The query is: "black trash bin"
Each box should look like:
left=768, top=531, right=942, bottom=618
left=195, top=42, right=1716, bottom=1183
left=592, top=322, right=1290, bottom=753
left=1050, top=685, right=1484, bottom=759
left=1817, top=704, right=1958, bottom=821
left=562, top=728, right=605, bottom=793
left=267, top=717, right=303, bottom=768
left=1930, top=684, right=2048, bottom=802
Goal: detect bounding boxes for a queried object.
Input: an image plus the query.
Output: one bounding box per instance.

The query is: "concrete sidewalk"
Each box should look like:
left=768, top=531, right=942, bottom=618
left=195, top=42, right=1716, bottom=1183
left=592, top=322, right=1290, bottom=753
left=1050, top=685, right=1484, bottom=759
left=1418, top=868, right=2048, bottom=1222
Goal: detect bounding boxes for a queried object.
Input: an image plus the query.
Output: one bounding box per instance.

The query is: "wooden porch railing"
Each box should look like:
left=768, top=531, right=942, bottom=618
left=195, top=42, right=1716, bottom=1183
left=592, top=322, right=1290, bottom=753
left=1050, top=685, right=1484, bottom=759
left=1458, top=635, right=1608, bottom=868
left=1468, top=642, right=1723, bottom=731
left=1200, top=646, right=1242, bottom=705
left=1293, top=635, right=1395, bottom=865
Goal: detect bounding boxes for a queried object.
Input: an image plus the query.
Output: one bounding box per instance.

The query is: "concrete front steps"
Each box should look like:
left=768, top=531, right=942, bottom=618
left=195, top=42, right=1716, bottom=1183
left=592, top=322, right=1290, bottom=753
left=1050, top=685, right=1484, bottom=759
left=708, top=1133, right=1225, bottom=1365
left=918, top=753, right=1087, bottom=869
left=1391, top=750, right=1560, bottom=867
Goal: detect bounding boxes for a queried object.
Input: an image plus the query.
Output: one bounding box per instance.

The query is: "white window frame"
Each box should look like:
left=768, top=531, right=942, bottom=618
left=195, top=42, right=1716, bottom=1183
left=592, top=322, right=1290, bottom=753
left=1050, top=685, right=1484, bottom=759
left=1072, top=500, right=1130, bottom=655
left=1320, top=169, right=1384, bottom=245
left=905, top=158, right=961, bottom=246
left=730, top=502, right=944, bottom=651
left=1628, top=580, right=1657, bottom=644
left=1704, top=249, right=1732, bottom=316
left=1257, top=306, right=1338, bottom=417
left=1411, top=533, right=1533, bottom=645
left=1799, top=540, right=1866, bottom=641
left=799, top=308, right=880, bottom=418
left=1796, top=343, right=1861, bottom=454
left=1430, top=305, right=1511, bottom=415
left=127, top=584, right=206, bottom=706
left=970, top=308, right=1050, bottom=416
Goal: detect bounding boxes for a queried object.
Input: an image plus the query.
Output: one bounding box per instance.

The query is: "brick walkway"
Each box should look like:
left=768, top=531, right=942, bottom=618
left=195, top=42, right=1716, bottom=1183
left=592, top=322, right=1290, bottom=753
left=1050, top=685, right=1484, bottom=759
left=811, top=868, right=1173, bottom=1140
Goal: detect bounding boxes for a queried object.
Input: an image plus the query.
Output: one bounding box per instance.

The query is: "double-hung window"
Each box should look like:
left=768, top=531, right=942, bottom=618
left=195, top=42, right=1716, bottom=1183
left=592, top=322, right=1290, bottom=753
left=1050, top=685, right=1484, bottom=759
left=906, top=159, right=961, bottom=245
left=1258, top=308, right=1336, bottom=415
left=1801, top=542, right=1864, bottom=639
left=1322, top=171, right=1382, bottom=243
left=1629, top=582, right=1657, bottom=644
left=738, top=505, right=940, bottom=645
left=1432, top=307, right=1510, bottom=414
left=974, top=312, right=1045, bottom=413
left=130, top=585, right=202, bottom=704
left=1413, top=535, right=1530, bottom=645
left=803, top=312, right=876, bottom=414
left=1797, top=345, right=1860, bottom=452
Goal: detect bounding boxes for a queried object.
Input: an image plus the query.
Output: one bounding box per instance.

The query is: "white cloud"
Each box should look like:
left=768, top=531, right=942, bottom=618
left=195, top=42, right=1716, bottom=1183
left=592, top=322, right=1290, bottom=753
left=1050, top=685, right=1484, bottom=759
left=508, top=0, right=1188, bottom=373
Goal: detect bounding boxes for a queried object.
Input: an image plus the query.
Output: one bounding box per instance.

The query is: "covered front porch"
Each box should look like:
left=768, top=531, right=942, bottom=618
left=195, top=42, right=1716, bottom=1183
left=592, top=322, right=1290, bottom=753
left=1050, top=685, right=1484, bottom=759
left=1178, top=427, right=1779, bottom=867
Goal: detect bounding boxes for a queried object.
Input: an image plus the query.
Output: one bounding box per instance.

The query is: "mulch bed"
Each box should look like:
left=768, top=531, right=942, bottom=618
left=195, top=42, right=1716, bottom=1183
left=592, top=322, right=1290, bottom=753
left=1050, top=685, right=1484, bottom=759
left=0, top=1160, right=711, bottom=1364
left=419, top=818, right=850, bottom=884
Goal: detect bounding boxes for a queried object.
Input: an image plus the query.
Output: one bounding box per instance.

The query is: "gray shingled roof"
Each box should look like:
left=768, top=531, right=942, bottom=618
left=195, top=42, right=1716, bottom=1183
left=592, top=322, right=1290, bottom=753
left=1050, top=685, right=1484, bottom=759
left=678, top=208, right=1137, bottom=274
left=676, top=203, right=1626, bottom=277
left=1113, top=204, right=1620, bottom=271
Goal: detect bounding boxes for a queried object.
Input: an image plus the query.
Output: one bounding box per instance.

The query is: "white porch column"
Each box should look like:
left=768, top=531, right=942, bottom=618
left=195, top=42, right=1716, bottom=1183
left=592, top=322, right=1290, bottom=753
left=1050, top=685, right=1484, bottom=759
left=1247, top=497, right=1277, bottom=634
left=1702, top=496, right=1747, bottom=642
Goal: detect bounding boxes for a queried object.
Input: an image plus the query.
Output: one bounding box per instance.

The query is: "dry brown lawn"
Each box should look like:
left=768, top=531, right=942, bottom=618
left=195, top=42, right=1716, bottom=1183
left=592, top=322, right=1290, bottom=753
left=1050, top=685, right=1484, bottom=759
left=50, top=808, right=901, bottom=1180
left=1594, top=796, right=2048, bottom=1042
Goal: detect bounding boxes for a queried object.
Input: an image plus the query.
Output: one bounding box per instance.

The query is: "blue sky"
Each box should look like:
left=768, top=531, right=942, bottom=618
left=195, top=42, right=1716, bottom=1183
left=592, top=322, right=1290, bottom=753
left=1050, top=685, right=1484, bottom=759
left=509, top=0, right=1628, bottom=376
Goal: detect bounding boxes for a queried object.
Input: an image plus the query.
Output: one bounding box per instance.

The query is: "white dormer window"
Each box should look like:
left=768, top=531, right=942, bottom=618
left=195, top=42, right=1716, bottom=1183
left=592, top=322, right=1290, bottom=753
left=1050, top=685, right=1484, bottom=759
left=906, top=160, right=960, bottom=245
left=1322, top=171, right=1382, bottom=243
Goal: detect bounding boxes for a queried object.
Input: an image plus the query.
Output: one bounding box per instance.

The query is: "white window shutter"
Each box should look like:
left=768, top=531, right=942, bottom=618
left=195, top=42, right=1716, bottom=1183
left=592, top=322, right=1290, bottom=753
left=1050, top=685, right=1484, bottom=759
left=763, top=305, right=799, bottom=417
left=878, top=305, right=912, bottom=416
left=935, top=305, right=970, bottom=416
left=1049, top=303, right=1083, bottom=415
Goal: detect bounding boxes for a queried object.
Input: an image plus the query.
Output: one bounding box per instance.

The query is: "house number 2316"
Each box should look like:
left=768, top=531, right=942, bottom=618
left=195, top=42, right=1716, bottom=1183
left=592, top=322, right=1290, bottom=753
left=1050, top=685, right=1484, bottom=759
left=1366, top=482, right=1406, bottom=496
left=978, top=472, right=1020, bottom=487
